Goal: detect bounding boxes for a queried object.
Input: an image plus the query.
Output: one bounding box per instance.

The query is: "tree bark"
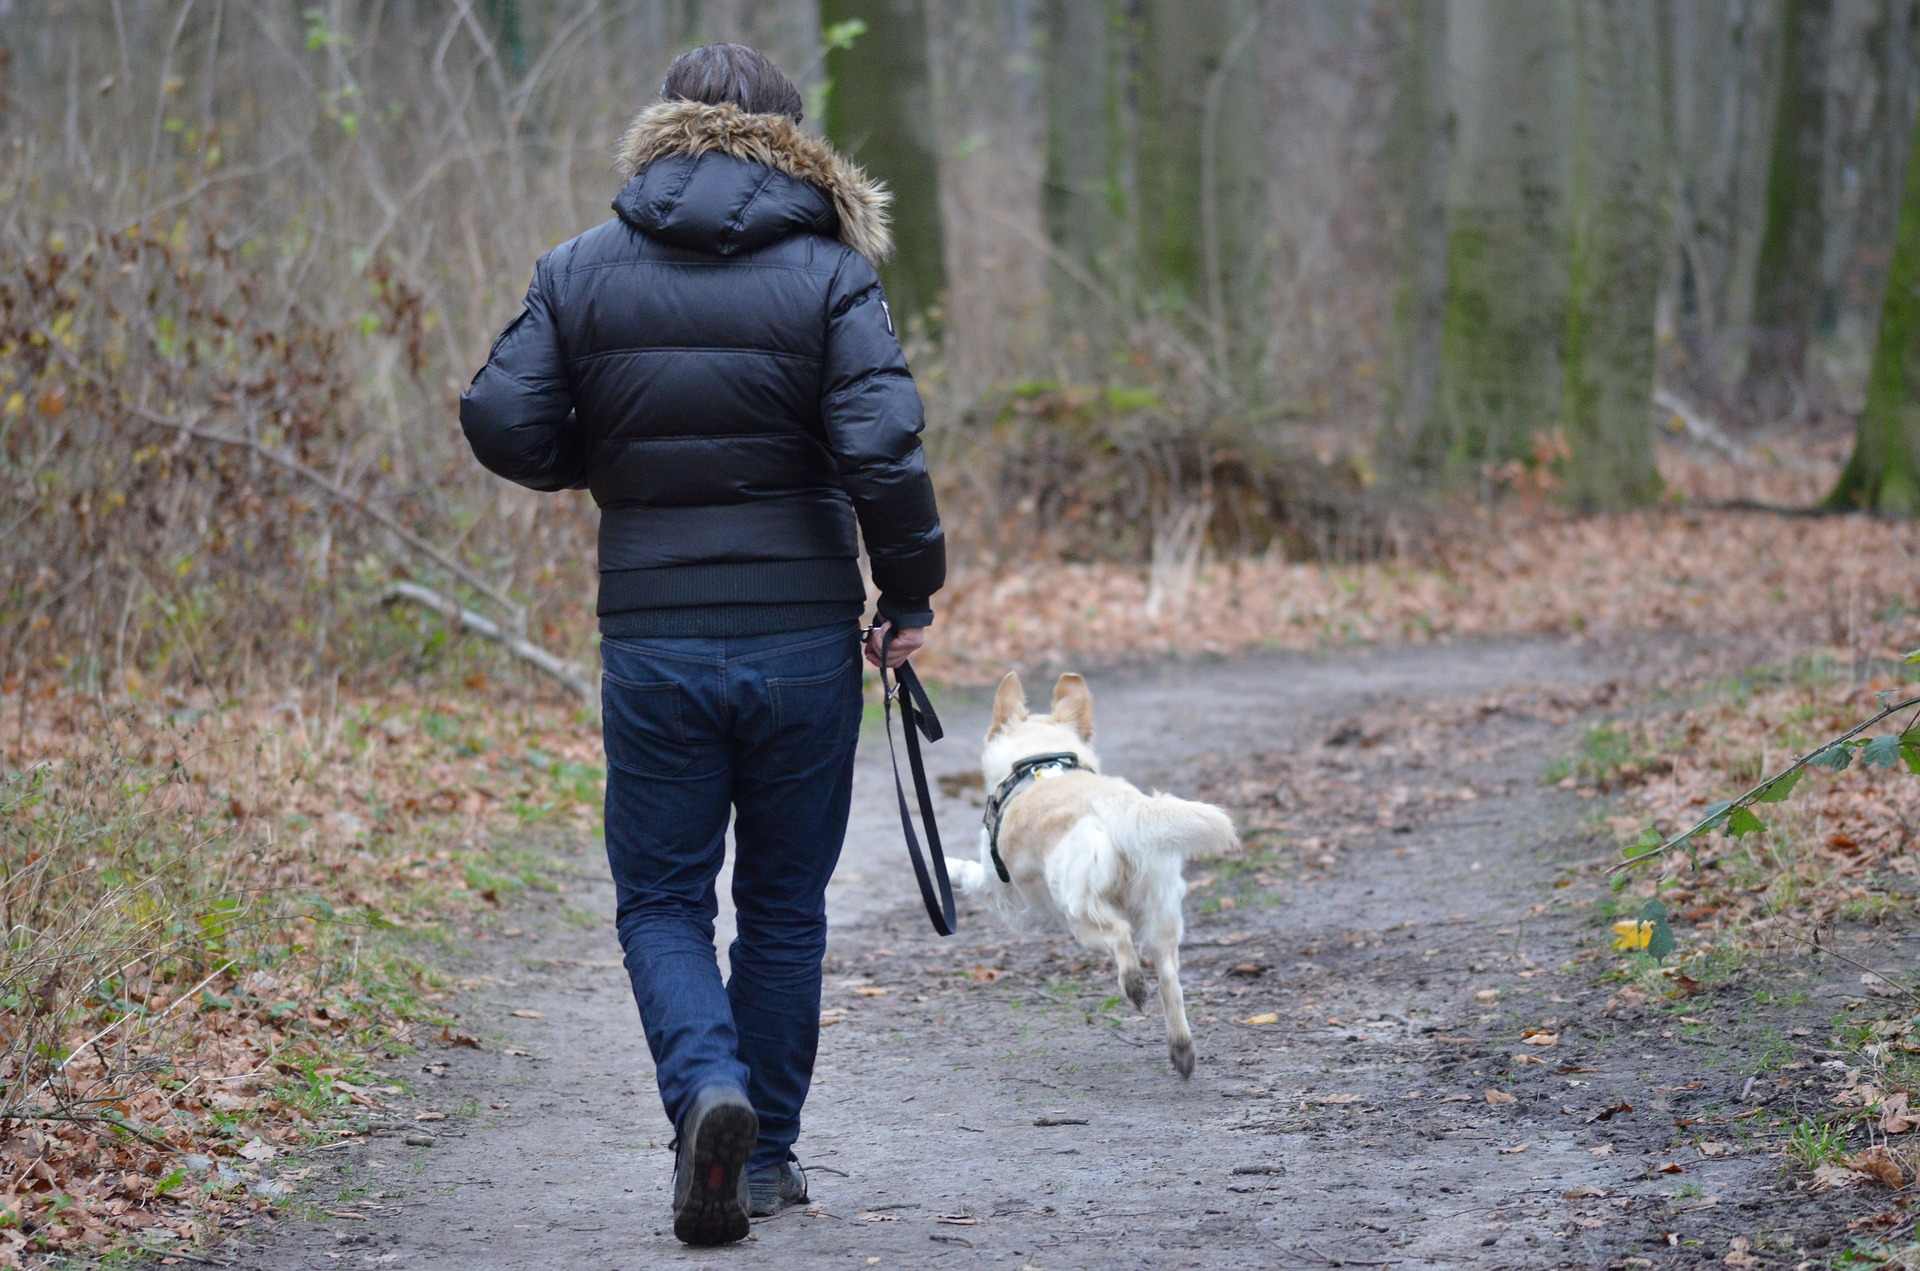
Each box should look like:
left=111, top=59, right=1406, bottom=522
left=1819, top=0, right=1920, bottom=389
left=1829, top=102, right=1920, bottom=513
left=1666, top=0, right=1786, bottom=398
left=1135, top=0, right=1267, bottom=388
left=822, top=0, right=948, bottom=329
left=1387, top=0, right=1451, bottom=452
left=1418, top=0, right=1575, bottom=471
left=1041, top=0, right=1126, bottom=361
left=1563, top=0, right=1667, bottom=507
left=1743, top=0, right=1833, bottom=421
left=1415, top=0, right=1664, bottom=507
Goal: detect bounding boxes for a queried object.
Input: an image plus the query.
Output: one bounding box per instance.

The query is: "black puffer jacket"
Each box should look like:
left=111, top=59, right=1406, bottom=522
left=460, top=101, right=945, bottom=636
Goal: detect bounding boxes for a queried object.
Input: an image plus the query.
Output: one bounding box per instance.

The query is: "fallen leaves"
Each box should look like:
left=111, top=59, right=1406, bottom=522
left=1846, top=1147, right=1906, bottom=1190
left=1519, top=1027, right=1559, bottom=1047
left=1241, top=1011, right=1280, bottom=1026
left=1882, top=1092, right=1919, bottom=1134
left=509, top=1008, right=544, bottom=1020
left=1484, top=1089, right=1516, bottom=1106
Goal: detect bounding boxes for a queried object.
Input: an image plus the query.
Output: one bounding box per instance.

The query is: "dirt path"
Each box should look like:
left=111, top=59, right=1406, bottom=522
left=229, top=637, right=1879, bottom=1270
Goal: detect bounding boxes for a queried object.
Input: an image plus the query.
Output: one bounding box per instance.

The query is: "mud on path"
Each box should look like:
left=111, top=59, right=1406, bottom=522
left=228, top=637, right=1889, bottom=1270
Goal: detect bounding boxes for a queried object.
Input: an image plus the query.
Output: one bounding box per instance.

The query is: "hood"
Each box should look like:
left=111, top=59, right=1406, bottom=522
left=611, top=100, right=893, bottom=265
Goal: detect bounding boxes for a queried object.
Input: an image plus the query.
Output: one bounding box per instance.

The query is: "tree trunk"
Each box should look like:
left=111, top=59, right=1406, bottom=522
left=1416, top=0, right=1664, bottom=507
left=1041, top=0, right=1126, bottom=362
left=1387, top=0, right=1451, bottom=452
left=1666, top=0, right=1786, bottom=398
left=1562, top=0, right=1667, bottom=507
left=1829, top=104, right=1920, bottom=513
left=1418, top=0, right=1575, bottom=471
left=821, top=0, right=948, bottom=329
left=1820, top=0, right=1920, bottom=396
left=1135, top=0, right=1267, bottom=388
left=1743, top=0, right=1833, bottom=421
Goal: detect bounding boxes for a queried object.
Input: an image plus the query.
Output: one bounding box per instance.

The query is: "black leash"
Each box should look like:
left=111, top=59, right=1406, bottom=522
left=875, top=626, right=956, bottom=936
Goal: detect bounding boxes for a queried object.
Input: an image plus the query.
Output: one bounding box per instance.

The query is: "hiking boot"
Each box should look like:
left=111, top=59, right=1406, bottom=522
left=671, top=1086, right=757, bottom=1246
left=746, top=1155, right=809, bottom=1217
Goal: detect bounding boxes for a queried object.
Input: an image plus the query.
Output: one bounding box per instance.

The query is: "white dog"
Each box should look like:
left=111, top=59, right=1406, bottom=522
left=950, top=671, right=1238, bottom=1077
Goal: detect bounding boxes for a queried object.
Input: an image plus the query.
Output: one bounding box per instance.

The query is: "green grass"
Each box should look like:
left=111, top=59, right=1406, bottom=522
left=1194, top=839, right=1289, bottom=914
left=1785, top=1116, right=1852, bottom=1169
left=1543, top=723, right=1662, bottom=788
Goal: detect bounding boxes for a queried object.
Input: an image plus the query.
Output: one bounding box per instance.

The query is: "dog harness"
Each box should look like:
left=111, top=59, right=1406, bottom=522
left=982, top=752, right=1084, bottom=882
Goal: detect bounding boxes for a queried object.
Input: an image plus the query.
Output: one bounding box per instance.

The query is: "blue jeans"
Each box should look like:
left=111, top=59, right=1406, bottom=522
left=600, top=622, right=862, bottom=1168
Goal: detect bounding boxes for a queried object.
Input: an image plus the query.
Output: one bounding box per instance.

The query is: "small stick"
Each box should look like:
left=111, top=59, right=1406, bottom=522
left=1780, top=929, right=1920, bottom=1007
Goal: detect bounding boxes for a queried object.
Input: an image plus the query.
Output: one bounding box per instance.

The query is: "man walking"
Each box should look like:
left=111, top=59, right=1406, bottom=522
left=460, top=43, right=944, bottom=1245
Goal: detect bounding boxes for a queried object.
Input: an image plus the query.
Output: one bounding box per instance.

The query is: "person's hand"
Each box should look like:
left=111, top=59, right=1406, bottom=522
left=864, top=622, right=926, bottom=670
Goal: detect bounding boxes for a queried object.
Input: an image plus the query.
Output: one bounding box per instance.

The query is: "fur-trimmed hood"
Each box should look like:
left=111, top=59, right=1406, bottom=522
left=613, top=100, right=892, bottom=266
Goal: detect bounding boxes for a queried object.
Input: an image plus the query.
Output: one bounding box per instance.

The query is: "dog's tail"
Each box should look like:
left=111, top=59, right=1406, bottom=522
left=1110, top=793, right=1239, bottom=862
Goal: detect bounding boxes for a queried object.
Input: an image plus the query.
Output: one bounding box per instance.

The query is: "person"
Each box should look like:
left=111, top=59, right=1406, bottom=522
left=459, top=42, right=944, bottom=1247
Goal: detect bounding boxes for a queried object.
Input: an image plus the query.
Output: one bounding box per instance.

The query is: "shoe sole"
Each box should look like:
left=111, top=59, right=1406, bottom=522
left=673, top=1098, right=757, bottom=1246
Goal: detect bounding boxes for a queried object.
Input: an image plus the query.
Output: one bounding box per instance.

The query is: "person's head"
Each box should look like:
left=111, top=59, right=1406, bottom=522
left=660, top=43, right=803, bottom=123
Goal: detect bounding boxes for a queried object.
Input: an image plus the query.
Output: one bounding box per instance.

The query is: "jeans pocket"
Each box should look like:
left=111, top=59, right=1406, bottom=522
left=601, top=673, right=693, bottom=778
left=767, top=649, right=861, bottom=749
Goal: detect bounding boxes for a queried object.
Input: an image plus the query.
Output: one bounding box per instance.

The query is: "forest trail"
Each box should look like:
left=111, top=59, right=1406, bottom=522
left=230, top=637, right=1855, bottom=1270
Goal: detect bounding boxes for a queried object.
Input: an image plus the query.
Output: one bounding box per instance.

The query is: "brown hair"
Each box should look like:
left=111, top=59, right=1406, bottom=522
left=660, top=43, right=804, bottom=123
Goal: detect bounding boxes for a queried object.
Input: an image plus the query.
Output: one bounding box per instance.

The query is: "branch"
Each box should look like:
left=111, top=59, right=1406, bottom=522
left=1778, top=928, right=1920, bottom=1008
left=0, top=1106, right=173, bottom=1148
left=1609, top=695, right=1920, bottom=875
left=381, top=581, right=594, bottom=711
left=48, top=341, right=529, bottom=631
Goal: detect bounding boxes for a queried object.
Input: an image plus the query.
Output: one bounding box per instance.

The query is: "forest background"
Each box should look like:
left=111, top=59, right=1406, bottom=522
left=3, top=1, right=1919, bottom=1263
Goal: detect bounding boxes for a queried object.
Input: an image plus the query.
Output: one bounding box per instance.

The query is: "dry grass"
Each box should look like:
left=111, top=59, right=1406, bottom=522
left=0, top=672, right=599, bottom=1264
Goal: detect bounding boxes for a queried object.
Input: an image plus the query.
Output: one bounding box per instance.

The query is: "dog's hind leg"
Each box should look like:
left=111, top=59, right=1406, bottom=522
left=1140, top=898, right=1194, bottom=1077
left=1074, top=898, right=1147, bottom=1012
left=1050, top=824, right=1148, bottom=1010
left=1148, top=943, right=1195, bottom=1077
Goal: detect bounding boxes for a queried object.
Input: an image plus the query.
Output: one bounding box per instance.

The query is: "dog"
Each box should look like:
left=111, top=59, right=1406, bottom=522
left=949, top=671, right=1238, bottom=1077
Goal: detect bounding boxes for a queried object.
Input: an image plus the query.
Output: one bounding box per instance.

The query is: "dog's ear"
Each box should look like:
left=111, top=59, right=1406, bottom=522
left=990, top=671, right=1029, bottom=735
left=1051, top=673, right=1093, bottom=742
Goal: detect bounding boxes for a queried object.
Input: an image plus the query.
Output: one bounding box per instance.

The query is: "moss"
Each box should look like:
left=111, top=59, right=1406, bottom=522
left=1744, top=0, right=1828, bottom=404
left=1828, top=103, right=1920, bottom=516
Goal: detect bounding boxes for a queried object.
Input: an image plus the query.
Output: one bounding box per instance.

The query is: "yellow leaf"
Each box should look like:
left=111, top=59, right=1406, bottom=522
left=3, top=392, right=21, bottom=416
left=1611, top=920, right=1653, bottom=951
left=1242, top=1011, right=1280, bottom=1026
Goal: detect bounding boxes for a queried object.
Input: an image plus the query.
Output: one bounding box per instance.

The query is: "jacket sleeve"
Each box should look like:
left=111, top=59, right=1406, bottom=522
left=459, top=253, right=588, bottom=494
left=820, top=253, right=946, bottom=627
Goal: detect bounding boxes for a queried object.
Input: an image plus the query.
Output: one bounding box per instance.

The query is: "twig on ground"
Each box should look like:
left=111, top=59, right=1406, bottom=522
left=1778, top=929, right=1920, bottom=1007
left=381, top=581, right=594, bottom=710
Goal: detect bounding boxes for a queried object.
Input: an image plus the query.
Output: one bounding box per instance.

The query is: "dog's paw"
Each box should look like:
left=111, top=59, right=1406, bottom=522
left=1123, top=969, right=1148, bottom=1012
left=1169, top=1037, right=1195, bottom=1079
